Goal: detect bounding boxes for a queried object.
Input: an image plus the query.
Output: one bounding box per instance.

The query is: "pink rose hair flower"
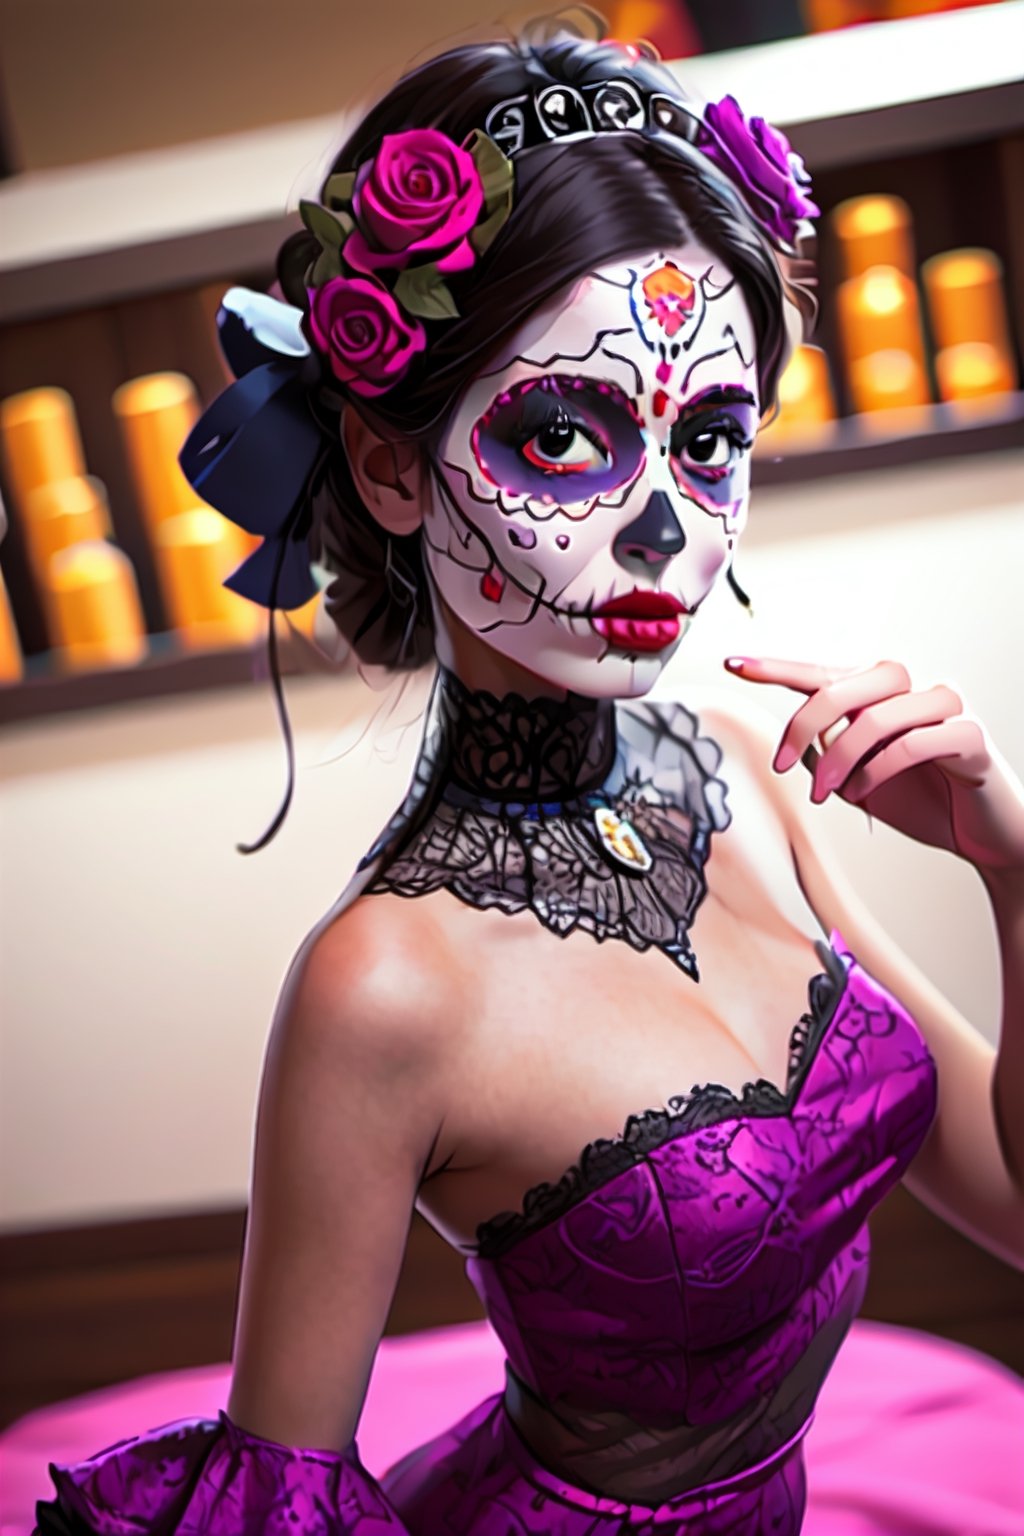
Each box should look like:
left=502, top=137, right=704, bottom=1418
left=699, top=95, right=819, bottom=249
left=344, top=129, right=485, bottom=276
left=307, top=275, right=426, bottom=397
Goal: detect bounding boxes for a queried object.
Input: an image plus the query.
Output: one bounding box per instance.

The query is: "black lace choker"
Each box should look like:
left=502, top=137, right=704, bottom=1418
left=359, top=668, right=733, bottom=979
left=438, top=668, right=617, bottom=809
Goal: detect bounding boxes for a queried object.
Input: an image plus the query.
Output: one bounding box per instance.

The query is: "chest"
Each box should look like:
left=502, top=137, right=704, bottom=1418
left=415, top=721, right=831, bottom=1252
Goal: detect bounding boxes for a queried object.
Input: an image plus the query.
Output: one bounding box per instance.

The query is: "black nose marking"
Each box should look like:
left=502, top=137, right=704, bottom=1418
left=613, top=492, right=686, bottom=568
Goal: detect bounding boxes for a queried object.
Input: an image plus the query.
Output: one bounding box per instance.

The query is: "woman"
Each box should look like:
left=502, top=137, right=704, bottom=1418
left=35, top=16, right=1024, bottom=1536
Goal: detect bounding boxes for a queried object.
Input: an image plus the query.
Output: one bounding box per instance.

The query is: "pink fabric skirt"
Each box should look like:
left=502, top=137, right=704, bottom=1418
left=3, top=1319, right=1022, bottom=1535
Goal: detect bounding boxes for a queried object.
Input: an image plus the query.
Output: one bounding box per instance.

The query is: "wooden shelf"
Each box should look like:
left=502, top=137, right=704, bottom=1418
left=0, top=626, right=343, bottom=729
left=2, top=6, right=1022, bottom=725
left=1, top=4, right=1022, bottom=322
left=3, top=395, right=1020, bottom=726
left=752, top=392, right=1024, bottom=485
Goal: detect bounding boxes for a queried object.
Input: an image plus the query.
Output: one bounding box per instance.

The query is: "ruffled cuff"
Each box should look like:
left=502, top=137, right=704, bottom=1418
left=34, top=1407, right=413, bottom=1534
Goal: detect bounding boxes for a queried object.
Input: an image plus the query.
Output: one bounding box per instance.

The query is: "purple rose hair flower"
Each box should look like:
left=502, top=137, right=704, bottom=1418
left=307, top=275, right=426, bottom=397
left=699, top=95, right=819, bottom=249
left=344, top=128, right=485, bottom=276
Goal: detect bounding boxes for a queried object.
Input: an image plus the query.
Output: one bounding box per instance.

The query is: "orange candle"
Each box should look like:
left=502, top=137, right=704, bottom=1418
left=837, top=265, right=931, bottom=412
left=848, top=349, right=931, bottom=419
left=0, top=388, right=87, bottom=519
left=0, top=571, right=23, bottom=683
left=23, top=475, right=113, bottom=595
left=831, top=195, right=915, bottom=281
left=154, top=508, right=263, bottom=650
left=935, top=343, right=1017, bottom=411
left=47, top=542, right=148, bottom=672
left=764, top=345, right=837, bottom=442
left=922, top=248, right=1018, bottom=398
left=112, top=373, right=201, bottom=536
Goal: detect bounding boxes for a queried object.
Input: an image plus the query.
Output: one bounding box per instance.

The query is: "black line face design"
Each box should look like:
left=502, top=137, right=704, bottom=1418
left=422, top=241, right=760, bottom=697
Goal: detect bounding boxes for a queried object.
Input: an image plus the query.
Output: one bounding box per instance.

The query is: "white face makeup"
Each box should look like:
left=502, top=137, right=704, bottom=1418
left=421, top=239, right=760, bottom=697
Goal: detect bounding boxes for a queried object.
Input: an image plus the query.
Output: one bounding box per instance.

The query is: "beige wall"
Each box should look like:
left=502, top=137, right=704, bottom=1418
left=0, top=0, right=542, bottom=170
left=1, top=448, right=1020, bottom=1233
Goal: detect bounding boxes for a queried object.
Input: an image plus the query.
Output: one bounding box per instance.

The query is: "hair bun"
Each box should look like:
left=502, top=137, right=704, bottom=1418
left=517, top=5, right=608, bottom=47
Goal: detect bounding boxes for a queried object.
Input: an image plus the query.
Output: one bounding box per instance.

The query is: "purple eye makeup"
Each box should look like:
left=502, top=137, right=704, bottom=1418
left=471, top=375, right=646, bottom=501
left=667, top=386, right=757, bottom=500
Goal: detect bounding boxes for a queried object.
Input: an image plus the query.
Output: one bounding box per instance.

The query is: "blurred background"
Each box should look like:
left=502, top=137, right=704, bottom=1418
left=0, top=0, right=1022, bottom=1439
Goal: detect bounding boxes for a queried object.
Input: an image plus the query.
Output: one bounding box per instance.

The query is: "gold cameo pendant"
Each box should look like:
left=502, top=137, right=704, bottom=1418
left=593, top=805, right=654, bottom=873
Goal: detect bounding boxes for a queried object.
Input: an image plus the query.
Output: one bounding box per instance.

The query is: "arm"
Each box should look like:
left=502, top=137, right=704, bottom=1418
left=36, top=897, right=461, bottom=1533
left=721, top=677, right=1024, bottom=1274
left=228, top=898, right=455, bottom=1449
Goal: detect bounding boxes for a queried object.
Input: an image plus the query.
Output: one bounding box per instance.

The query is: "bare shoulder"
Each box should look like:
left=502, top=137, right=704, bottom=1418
left=296, top=897, right=472, bottom=1050
left=273, top=890, right=473, bottom=1092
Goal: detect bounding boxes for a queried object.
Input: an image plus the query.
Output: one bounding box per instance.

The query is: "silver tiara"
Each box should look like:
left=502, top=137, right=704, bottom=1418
left=484, top=79, right=703, bottom=156
left=481, top=76, right=820, bottom=261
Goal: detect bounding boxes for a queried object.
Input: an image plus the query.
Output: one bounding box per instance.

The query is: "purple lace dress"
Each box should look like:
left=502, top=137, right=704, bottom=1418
left=35, top=933, right=939, bottom=1536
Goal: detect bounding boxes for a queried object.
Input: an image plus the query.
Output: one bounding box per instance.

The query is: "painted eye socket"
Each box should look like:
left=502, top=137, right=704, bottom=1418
left=671, top=417, right=751, bottom=481
left=472, top=374, right=644, bottom=501
left=680, top=427, right=737, bottom=469
left=521, top=414, right=612, bottom=475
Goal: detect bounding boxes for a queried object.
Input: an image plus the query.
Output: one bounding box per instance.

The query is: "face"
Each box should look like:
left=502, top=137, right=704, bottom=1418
left=421, top=238, right=760, bottom=696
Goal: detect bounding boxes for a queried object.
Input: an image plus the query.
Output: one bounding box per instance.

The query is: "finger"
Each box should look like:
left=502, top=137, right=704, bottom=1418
left=843, top=718, right=983, bottom=802
left=774, top=660, right=912, bottom=773
left=723, top=656, right=856, bottom=694
left=811, top=685, right=963, bottom=803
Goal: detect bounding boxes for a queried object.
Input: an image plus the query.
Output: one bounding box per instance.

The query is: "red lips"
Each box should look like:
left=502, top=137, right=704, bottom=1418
left=592, top=590, right=689, bottom=619
left=591, top=589, right=689, bottom=654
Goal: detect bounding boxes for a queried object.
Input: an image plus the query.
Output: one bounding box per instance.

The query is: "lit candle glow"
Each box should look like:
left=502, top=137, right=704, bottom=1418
left=923, top=248, right=1018, bottom=402
left=23, top=476, right=114, bottom=601
left=831, top=194, right=916, bottom=280
left=838, top=264, right=931, bottom=413
left=154, top=509, right=263, bottom=650
left=47, top=542, right=148, bottom=672
left=0, top=388, right=88, bottom=519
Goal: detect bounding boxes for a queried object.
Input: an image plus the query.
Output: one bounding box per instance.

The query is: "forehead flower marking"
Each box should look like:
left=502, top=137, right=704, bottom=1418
left=641, top=264, right=696, bottom=338
left=628, top=260, right=710, bottom=378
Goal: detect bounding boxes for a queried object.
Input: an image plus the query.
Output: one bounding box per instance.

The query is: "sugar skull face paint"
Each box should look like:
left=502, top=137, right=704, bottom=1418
left=472, top=374, right=646, bottom=507
left=421, top=238, right=760, bottom=697
left=636, top=261, right=704, bottom=353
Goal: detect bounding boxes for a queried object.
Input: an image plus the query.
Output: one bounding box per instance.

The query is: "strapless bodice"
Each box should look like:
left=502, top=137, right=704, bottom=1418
left=464, top=932, right=938, bottom=1499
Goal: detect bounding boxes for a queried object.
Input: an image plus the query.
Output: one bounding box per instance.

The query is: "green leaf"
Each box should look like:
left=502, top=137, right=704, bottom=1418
left=469, top=200, right=511, bottom=257
left=393, top=264, right=460, bottom=322
left=323, top=170, right=357, bottom=210
left=299, top=199, right=346, bottom=251
left=464, top=130, right=515, bottom=217
left=309, top=246, right=345, bottom=286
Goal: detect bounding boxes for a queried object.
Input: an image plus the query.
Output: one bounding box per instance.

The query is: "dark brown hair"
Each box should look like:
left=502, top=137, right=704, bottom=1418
left=276, top=27, right=815, bottom=673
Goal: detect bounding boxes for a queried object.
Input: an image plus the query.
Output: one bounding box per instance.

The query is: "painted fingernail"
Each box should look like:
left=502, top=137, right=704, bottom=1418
left=774, top=744, right=798, bottom=772
left=724, top=656, right=751, bottom=671
left=811, top=770, right=833, bottom=803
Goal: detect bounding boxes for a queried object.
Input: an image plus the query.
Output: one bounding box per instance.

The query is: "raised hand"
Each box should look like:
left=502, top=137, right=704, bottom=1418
left=724, top=656, right=1024, bottom=874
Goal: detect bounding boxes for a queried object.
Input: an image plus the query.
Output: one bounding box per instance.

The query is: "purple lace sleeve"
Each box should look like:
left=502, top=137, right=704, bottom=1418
left=34, top=1409, right=413, bottom=1535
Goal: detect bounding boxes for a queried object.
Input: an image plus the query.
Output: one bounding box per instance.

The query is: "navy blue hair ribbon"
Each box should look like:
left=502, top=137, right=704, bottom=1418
left=178, top=289, right=329, bottom=611
left=177, top=289, right=335, bottom=855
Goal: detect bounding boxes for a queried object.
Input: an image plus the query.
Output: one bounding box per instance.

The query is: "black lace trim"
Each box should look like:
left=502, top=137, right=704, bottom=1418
left=360, top=670, right=734, bottom=979
left=439, top=668, right=617, bottom=800
left=473, top=950, right=848, bottom=1260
